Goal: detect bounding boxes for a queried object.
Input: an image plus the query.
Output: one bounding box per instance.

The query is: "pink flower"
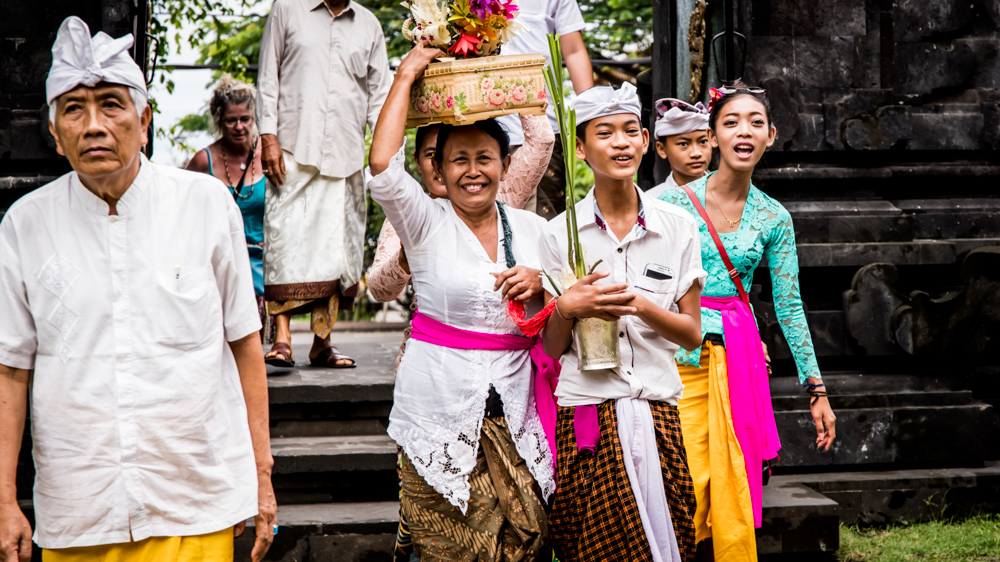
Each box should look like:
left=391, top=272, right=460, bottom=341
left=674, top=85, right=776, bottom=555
left=510, top=84, right=527, bottom=103
left=537, top=90, right=548, bottom=100
left=487, top=88, right=507, bottom=107
left=415, top=97, right=431, bottom=114
left=480, top=77, right=494, bottom=92
left=430, top=92, right=443, bottom=111
left=446, top=95, right=455, bottom=109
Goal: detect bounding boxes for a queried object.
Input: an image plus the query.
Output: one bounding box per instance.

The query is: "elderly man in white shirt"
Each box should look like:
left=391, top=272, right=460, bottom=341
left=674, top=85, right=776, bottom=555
left=256, top=0, right=392, bottom=369
left=0, top=17, right=276, bottom=562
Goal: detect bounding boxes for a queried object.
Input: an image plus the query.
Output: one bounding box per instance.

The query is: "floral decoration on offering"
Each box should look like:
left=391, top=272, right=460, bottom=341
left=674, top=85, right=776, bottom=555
left=402, top=0, right=522, bottom=57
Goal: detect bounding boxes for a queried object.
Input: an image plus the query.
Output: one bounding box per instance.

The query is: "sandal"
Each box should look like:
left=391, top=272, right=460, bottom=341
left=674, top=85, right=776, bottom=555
left=310, top=346, right=356, bottom=369
left=265, top=341, right=295, bottom=368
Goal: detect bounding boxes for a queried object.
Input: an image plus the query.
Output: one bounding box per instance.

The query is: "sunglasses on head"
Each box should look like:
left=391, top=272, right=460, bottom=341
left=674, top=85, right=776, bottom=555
left=718, top=85, right=766, bottom=95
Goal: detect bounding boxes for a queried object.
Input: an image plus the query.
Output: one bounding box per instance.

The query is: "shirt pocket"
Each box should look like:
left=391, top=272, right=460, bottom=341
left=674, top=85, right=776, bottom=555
left=346, top=41, right=369, bottom=80
left=634, top=263, right=678, bottom=310
left=149, top=265, right=221, bottom=351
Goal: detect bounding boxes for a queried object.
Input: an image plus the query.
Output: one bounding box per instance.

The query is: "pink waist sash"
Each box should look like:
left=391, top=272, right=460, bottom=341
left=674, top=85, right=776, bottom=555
left=702, top=296, right=781, bottom=528
left=409, top=309, right=578, bottom=471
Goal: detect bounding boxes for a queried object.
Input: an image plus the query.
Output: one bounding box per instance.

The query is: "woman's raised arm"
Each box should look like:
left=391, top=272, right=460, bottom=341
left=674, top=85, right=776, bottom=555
left=369, top=43, right=443, bottom=176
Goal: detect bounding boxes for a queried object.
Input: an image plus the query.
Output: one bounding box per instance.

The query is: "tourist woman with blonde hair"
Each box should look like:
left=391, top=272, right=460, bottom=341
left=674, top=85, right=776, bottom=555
left=188, top=74, right=267, bottom=328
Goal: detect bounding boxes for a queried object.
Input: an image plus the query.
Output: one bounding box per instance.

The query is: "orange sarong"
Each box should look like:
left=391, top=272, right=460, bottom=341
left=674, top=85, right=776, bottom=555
left=677, top=342, right=757, bottom=561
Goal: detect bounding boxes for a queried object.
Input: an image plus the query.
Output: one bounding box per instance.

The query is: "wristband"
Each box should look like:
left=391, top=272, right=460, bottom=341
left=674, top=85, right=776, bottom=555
left=802, top=381, right=828, bottom=406
left=554, top=298, right=573, bottom=321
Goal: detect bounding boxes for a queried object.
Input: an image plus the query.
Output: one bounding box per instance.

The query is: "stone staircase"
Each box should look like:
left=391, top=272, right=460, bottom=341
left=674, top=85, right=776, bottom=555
left=238, top=332, right=402, bottom=560
left=759, top=371, right=998, bottom=559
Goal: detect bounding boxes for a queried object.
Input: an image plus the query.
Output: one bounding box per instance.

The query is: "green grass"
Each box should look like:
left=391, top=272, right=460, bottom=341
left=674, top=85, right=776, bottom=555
left=838, top=516, right=1000, bottom=561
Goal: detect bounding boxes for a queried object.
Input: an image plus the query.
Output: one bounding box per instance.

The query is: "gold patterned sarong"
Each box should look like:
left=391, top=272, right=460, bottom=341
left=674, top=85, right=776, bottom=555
left=399, top=417, right=549, bottom=561
left=266, top=294, right=341, bottom=339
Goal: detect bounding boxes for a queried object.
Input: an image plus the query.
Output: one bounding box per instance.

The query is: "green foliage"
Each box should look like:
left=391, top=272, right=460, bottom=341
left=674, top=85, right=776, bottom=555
left=839, top=516, right=1000, bottom=562
left=149, top=0, right=255, bottom=97
left=579, top=0, right=654, bottom=59
left=196, top=13, right=267, bottom=81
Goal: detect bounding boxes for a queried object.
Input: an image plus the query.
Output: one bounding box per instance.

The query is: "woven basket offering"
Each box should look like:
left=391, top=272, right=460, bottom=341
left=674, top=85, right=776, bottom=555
left=406, top=53, right=548, bottom=128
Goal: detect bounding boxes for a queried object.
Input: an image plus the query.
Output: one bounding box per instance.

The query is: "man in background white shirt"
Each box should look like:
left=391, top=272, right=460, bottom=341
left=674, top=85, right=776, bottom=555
left=496, top=0, right=594, bottom=219
left=0, top=16, right=275, bottom=562
left=257, top=0, right=392, bottom=368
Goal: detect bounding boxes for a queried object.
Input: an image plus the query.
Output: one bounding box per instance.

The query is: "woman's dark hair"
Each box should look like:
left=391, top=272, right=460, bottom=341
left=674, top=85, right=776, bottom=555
left=414, top=124, right=441, bottom=156
left=708, top=80, right=772, bottom=130
left=433, top=118, right=510, bottom=163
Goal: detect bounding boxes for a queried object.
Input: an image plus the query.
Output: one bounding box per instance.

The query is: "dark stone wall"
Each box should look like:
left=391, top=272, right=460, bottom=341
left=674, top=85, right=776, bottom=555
left=0, top=0, right=145, bottom=210
left=738, top=0, right=999, bottom=192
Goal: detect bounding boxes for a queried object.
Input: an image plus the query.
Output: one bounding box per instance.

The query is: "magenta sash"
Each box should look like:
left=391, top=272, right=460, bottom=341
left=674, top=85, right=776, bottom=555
left=409, top=309, right=571, bottom=468
left=701, top=296, right=781, bottom=528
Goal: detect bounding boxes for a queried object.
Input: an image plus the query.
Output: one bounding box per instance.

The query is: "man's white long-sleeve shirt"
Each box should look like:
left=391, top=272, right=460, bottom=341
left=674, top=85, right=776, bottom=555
left=256, top=0, right=391, bottom=178
left=0, top=157, right=262, bottom=548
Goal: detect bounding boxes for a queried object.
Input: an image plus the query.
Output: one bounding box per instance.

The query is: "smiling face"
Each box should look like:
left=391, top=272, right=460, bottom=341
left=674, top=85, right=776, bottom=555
left=708, top=95, right=775, bottom=173
left=655, top=130, right=711, bottom=183
left=220, top=102, right=254, bottom=147
left=432, top=126, right=509, bottom=216
left=576, top=113, right=649, bottom=183
left=414, top=125, right=447, bottom=198
left=49, top=82, right=150, bottom=182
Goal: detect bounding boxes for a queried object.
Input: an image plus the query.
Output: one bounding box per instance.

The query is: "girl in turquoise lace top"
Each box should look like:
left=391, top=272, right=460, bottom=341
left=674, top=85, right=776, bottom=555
left=657, top=83, right=837, bottom=561
left=659, top=174, right=817, bottom=382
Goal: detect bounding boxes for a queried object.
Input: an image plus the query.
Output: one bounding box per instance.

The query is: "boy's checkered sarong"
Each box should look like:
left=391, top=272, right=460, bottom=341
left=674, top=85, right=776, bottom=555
left=549, top=399, right=697, bottom=562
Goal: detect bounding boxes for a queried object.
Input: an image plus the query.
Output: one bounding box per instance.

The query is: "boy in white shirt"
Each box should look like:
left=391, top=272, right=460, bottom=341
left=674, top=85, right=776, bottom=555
left=539, top=83, right=706, bottom=562
left=645, top=98, right=712, bottom=200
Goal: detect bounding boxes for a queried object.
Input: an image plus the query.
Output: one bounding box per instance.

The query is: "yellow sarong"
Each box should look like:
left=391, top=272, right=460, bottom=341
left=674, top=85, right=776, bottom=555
left=43, top=527, right=233, bottom=562
left=677, top=342, right=757, bottom=561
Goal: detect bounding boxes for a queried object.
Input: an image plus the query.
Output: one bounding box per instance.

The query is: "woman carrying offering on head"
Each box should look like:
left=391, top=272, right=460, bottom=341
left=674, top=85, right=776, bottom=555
left=645, top=98, right=713, bottom=200
left=367, top=102, right=553, bottom=562
left=367, top=44, right=556, bottom=561
left=658, top=82, right=838, bottom=562
left=187, top=75, right=267, bottom=328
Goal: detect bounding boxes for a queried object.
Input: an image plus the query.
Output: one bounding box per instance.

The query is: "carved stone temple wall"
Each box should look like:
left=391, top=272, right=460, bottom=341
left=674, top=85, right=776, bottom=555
left=0, top=0, right=148, bottom=215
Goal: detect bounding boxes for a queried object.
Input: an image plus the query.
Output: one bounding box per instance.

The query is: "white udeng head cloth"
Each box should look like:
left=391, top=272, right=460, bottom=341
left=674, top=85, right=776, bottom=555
left=570, top=82, right=642, bottom=126
left=654, top=98, right=709, bottom=139
left=45, top=16, right=147, bottom=106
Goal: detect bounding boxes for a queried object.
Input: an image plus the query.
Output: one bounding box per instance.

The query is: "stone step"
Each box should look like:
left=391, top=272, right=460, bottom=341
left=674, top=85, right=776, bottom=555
left=769, top=372, right=954, bottom=395
left=771, top=389, right=975, bottom=411
left=271, top=435, right=398, bottom=505
left=272, top=435, right=396, bottom=474
left=758, top=481, right=840, bottom=556
left=775, top=463, right=1000, bottom=526
left=266, top=337, right=399, bottom=406
left=266, top=334, right=400, bottom=437
left=239, top=485, right=840, bottom=560
left=774, top=403, right=994, bottom=469
left=796, top=238, right=1000, bottom=268
left=780, top=198, right=1000, bottom=244
left=233, top=502, right=400, bottom=562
